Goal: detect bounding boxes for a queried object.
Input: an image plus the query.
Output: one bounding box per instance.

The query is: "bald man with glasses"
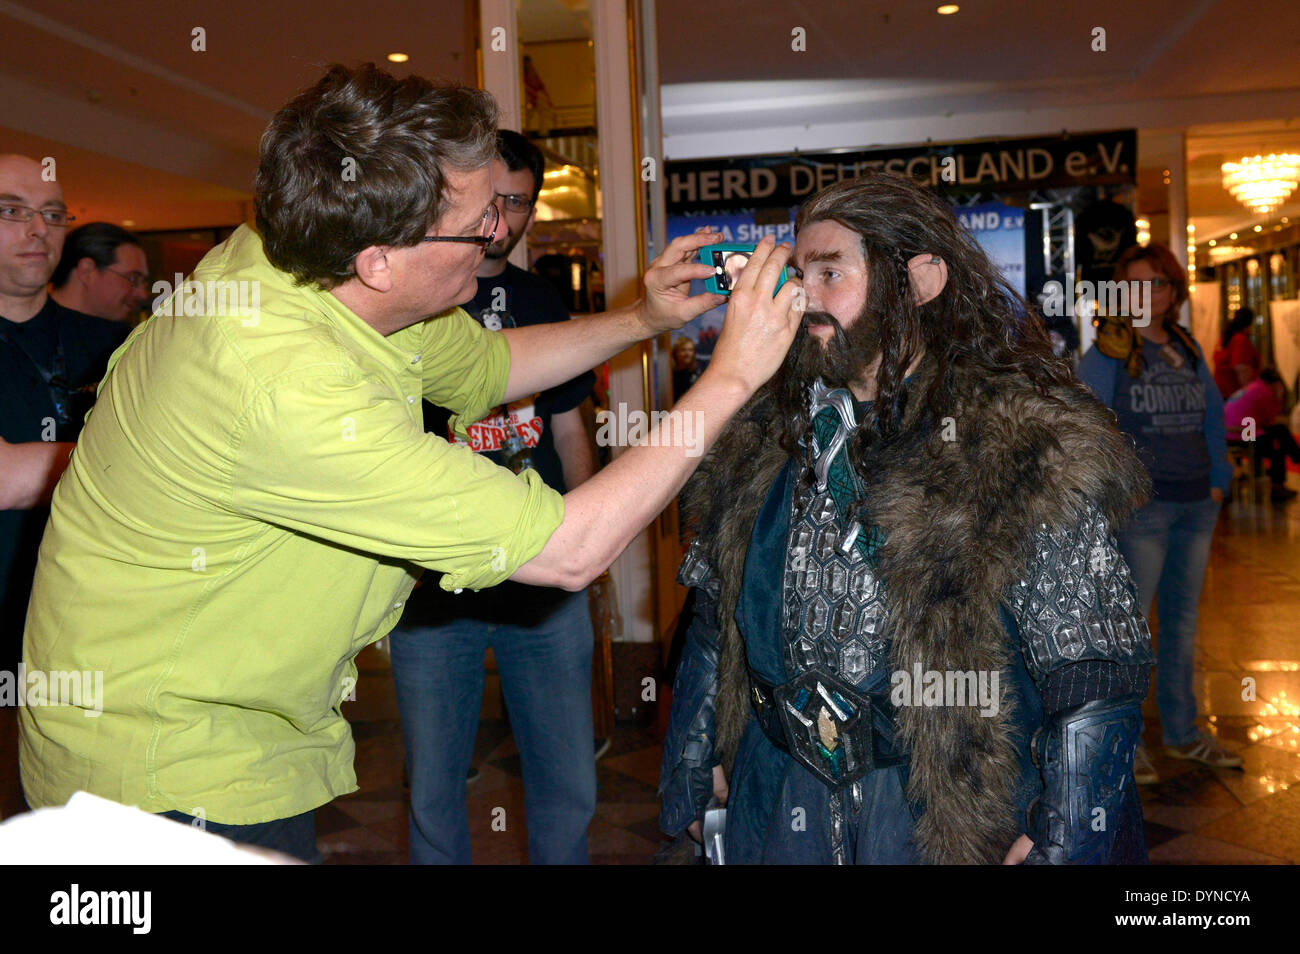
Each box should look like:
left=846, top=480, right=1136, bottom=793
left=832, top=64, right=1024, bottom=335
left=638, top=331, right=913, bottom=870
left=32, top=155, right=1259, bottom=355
left=0, top=154, right=128, bottom=678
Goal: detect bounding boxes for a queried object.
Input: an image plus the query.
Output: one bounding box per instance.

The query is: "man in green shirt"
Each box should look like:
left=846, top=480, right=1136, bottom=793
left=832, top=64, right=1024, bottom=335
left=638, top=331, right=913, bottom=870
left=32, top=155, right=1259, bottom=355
left=18, top=64, right=803, bottom=860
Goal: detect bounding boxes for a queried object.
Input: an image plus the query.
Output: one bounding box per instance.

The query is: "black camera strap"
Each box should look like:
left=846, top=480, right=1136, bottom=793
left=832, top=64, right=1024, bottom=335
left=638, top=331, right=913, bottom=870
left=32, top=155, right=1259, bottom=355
left=0, top=306, right=77, bottom=425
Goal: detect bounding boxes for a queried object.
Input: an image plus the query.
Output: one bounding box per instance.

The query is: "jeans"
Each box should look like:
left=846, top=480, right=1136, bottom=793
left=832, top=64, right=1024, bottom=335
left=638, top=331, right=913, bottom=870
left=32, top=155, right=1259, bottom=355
left=159, top=809, right=319, bottom=863
left=1251, top=425, right=1300, bottom=485
left=389, top=589, right=596, bottom=864
left=1116, top=496, right=1219, bottom=746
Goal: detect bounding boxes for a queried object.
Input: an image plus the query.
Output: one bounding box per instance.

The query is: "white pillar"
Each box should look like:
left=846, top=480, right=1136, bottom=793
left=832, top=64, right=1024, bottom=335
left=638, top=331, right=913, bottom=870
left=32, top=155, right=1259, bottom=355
left=478, top=0, right=528, bottom=268
left=594, top=0, right=656, bottom=643
left=1166, top=131, right=1191, bottom=327
left=478, top=0, right=521, bottom=130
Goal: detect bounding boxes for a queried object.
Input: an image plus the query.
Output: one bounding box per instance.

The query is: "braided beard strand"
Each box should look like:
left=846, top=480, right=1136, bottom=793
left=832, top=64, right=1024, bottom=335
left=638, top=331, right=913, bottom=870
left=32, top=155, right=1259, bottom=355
left=773, top=305, right=882, bottom=511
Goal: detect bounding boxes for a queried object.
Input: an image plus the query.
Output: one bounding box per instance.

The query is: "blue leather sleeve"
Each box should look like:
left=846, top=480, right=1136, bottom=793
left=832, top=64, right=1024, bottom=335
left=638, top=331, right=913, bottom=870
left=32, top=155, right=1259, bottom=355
left=658, top=581, right=722, bottom=836
left=1076, top=345, right=1119, bottom=411
left=1192, top=340, right=1233, bottom=492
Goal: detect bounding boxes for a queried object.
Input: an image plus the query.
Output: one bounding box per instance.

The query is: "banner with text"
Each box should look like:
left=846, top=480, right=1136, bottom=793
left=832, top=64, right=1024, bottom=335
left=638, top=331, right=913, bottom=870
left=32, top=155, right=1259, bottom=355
left=666, top=130, right=1137, bottom=214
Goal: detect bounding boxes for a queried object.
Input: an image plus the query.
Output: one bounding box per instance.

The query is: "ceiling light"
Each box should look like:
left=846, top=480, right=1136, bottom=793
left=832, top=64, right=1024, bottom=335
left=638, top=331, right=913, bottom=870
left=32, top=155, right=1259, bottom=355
left=937, top=4, right=960, bottom=14
left=1255, top=225, right=1263, bottom=231
left=1208, top=240, right=1217, bottom=247
left=1209, top=245, right=1254, bottom=264
left=1221, top=154, right=1300, bottom=215
left=387, top=53, right=409, bottom=63
left=121, top=219, right=134, bottom=227
left=1230, top=232, right=1238, bottom=239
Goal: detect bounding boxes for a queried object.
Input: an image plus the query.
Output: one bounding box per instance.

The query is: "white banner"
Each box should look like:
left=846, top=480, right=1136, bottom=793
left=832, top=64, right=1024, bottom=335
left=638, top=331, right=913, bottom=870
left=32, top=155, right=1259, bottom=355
left=1271, top=299, right=1300, bottom=393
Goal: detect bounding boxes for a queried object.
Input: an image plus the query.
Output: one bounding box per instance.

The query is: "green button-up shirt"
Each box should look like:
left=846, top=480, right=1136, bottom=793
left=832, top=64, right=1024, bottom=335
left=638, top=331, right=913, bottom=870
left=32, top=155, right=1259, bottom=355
left=20, top=225, right=564, bottom=823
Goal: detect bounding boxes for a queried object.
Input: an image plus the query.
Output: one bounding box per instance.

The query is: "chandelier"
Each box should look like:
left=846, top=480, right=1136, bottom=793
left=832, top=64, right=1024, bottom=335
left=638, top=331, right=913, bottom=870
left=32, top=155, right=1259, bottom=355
left=1221, top=154, right=1300, bottom=215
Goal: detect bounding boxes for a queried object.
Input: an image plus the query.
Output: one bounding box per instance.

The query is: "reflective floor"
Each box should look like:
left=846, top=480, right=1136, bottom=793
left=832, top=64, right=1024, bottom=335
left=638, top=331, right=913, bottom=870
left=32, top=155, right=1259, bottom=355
left=2, top=477, right=1297, bottom=864
left=1138, top=479, right=1300, bottom=864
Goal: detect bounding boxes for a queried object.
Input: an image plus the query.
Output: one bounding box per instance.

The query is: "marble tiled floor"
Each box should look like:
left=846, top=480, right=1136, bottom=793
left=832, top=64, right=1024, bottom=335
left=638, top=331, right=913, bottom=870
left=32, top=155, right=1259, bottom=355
left=1138, top=479, right=1300, bottom=864
left=3, top=478, right=1298, bottom=864
left=311, top=477, right=1300, bottom=865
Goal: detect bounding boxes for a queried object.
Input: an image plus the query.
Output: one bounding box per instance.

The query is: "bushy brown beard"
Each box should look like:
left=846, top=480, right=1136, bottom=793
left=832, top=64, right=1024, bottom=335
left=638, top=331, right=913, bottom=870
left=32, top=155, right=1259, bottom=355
left=773, top=304, right=880, bottom=436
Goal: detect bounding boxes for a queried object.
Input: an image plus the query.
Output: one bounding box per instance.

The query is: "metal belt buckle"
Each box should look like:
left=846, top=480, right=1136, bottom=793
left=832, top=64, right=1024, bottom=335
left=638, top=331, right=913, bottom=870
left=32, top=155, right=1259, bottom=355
left=774, top=668, right=874, bottom=789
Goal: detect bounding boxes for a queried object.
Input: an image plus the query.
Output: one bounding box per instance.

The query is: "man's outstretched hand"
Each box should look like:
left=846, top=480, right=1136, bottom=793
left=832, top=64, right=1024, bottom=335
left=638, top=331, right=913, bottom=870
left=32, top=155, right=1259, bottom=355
left=639, top=229, right=728, bottom=335
left=702, top=236, right=804, bottom=397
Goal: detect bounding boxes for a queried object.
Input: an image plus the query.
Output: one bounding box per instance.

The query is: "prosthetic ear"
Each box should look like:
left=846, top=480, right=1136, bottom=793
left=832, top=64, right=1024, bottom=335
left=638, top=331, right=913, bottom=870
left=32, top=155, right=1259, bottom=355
left=907, top=254, right=948, bottom=305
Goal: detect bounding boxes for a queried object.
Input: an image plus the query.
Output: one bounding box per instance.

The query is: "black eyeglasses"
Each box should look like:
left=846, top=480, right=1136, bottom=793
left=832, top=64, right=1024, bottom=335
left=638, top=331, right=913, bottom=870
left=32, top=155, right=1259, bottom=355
left=497, top=193, right=534, bottom=214
left=0, top=204, right=76, bottom=227
left=422, top=204, right=499, bottom=248
left=105, top=267, right=149, bottom=289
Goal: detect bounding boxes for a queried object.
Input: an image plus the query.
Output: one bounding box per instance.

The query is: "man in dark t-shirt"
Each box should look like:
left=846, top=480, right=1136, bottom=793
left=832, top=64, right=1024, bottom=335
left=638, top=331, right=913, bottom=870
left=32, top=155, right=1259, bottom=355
left=388, top=132, right=599, bottom=864
left=0, top=155, right=130, bottom=674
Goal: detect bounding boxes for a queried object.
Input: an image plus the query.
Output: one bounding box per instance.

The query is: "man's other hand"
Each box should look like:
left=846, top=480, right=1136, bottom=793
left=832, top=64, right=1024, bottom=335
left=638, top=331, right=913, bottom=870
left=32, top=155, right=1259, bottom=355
left=1003, top=833, right=1035, bottom=864
left=639, top=229, right=728, bottom=334
left=686, top=764, right=730, bottom=844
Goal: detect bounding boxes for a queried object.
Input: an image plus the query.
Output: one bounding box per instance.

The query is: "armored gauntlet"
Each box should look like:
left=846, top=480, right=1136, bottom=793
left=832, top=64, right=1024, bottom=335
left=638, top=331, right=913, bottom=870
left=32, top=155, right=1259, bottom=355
left=1023, top=693, right=1144, bottom=865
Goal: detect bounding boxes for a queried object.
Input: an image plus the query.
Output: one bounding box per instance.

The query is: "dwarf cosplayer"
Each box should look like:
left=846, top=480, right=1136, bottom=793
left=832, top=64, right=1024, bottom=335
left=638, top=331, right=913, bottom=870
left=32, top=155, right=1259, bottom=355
left=659, top=172, right=1154, bottom=865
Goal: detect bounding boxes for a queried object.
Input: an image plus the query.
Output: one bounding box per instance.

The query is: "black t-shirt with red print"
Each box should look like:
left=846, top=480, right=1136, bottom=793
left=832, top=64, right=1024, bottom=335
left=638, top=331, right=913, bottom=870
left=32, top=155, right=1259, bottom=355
left=406, top=264, right=595, bottom=624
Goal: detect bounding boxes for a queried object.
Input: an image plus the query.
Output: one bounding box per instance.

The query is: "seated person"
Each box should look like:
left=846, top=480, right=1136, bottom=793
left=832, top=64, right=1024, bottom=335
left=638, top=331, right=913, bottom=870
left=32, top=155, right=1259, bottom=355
left=1225, top=368, right=1299, bottom=501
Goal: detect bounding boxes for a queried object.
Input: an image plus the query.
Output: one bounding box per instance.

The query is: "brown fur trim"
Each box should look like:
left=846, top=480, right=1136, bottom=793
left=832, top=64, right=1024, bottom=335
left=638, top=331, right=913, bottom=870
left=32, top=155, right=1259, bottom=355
left=680, top=370, right=1149, bottom=864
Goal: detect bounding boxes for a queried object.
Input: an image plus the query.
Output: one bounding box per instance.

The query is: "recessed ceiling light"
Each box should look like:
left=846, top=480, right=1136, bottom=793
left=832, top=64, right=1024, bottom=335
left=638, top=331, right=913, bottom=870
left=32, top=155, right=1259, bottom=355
left=1230, top=232, right=1238, bottom=239
left=937, top=4, right=960, bottom=13
left=387, top=52, right=409, bottom=63
left=1209, top=240, right=1217, bottom=246
left=1254, top=225, right=1263, bottom=231
left=122, top=219, right=134, bottom=227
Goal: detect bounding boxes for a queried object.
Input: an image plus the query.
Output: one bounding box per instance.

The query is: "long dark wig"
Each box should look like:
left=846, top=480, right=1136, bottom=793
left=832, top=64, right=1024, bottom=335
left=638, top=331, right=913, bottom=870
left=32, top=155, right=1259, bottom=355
left=776, top=172, right=1072, bottom=469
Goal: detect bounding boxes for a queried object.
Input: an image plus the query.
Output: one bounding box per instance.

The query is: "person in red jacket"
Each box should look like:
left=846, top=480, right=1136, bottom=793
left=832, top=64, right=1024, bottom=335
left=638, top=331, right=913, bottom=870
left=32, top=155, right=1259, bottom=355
left=1213, top=307, right=1260, bottom=399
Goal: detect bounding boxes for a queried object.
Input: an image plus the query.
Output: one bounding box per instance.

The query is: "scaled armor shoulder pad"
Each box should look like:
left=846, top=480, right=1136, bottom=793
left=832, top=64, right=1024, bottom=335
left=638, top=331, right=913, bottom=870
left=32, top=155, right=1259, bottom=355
left=1006, top=501, right=1155, bottom=683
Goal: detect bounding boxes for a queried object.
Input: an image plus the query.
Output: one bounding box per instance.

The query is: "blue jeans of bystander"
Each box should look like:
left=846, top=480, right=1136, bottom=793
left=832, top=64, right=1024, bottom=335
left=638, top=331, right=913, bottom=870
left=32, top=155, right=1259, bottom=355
left=389, top=589, right=596, bottom=864
left=1116, top=496, right=1219, bottom=747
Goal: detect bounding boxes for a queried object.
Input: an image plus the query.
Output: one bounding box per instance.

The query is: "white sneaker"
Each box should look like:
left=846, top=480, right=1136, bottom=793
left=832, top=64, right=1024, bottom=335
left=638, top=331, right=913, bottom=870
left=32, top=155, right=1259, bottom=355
left=1133, top=745, right=1159, bottom=785
left=1165, top=735, right=1243, bottom=769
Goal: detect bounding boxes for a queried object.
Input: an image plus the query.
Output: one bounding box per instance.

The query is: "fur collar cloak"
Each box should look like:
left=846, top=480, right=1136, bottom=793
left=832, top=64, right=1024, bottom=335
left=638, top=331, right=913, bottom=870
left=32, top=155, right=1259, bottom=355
left=680, top=364, right=1149, bottom=864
